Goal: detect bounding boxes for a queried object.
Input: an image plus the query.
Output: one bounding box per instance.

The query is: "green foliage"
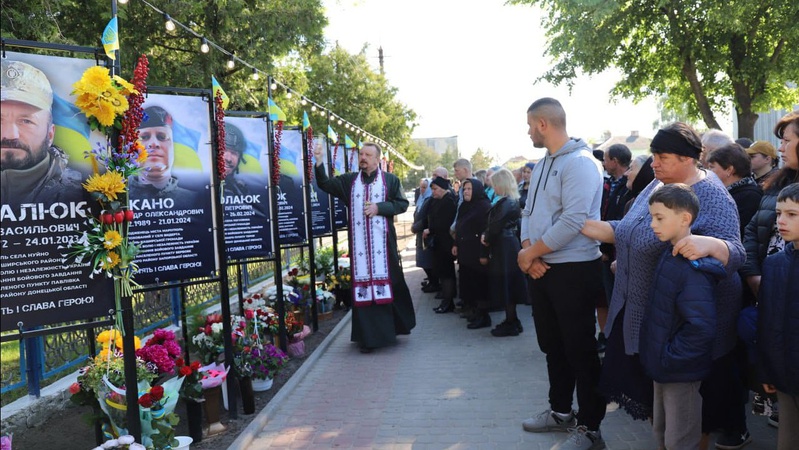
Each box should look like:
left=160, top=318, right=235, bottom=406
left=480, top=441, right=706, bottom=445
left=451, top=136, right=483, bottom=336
left=470, top=148, right=495, bottom=171
left=403, top=140, right=441, bottom=186
left=439, top=146, right=460, bottom=175
left=509, top=0, right=799, bottom=137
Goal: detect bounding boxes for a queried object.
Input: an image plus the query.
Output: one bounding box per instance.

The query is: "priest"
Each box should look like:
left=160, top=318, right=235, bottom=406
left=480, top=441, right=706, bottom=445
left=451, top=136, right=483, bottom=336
left=313, top=142, right=416, bottom=353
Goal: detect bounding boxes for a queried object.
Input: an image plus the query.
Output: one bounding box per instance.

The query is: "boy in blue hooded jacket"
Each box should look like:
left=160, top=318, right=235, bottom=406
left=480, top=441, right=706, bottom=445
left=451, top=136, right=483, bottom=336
left=639, top=184, right=726, bottom=450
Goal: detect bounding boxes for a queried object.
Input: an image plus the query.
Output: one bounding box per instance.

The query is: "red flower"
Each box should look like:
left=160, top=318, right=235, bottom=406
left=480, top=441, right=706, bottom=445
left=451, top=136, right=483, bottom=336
left=176, top=357, right=185, bottom=367
left=302, top=285, right=310, bottom=291
left=190, top=361, right=202, bottom=370
left=244, top=309, right=254, bottom=320
left=180, top=366, right=192, bottom=376
left=138, top=393, right=153, bottom=408
left=69, top=383, right=81, bottom=395
left=149, top=385, right=164, bottom=402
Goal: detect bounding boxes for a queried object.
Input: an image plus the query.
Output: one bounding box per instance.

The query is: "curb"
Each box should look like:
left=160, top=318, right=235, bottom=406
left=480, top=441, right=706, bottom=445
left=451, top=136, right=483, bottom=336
left=225, top=309, right=353, bottom=450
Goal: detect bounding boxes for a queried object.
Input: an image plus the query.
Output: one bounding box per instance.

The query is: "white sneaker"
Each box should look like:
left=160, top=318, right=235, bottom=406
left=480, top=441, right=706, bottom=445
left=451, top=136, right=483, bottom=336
left=555, top=426, right=605, bottom=450
left=522, top=409, right=576, bottom=433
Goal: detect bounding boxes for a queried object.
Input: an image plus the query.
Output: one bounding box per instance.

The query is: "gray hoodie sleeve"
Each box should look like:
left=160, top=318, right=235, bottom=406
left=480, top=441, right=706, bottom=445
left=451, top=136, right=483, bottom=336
left=540, top=155, right=603, bottom=251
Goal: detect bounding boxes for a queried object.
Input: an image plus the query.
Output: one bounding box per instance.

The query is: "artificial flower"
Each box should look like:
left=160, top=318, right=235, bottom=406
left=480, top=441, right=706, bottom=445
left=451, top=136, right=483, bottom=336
left=103, top=230, right=123, bottom=250
left=101, top=251, right=121, bottom=270
left=83, top=171, right=127, bottom=201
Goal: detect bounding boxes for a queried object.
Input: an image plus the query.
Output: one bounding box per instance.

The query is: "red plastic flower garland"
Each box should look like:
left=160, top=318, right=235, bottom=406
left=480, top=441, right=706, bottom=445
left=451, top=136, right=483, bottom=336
left=305, top=128, right=314, bottom=182
left=118, top=54, right=149, bottom=152
left=272, top=120, right=284, bottom=186
left=332, top=143, right=339, bottom=173
left=215, top=92, right=227, bottom=181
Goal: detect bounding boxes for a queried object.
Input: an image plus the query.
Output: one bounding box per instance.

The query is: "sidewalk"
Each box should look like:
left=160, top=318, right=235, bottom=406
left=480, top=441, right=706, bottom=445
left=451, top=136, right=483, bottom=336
left=229, top=240, right=778, bottom=449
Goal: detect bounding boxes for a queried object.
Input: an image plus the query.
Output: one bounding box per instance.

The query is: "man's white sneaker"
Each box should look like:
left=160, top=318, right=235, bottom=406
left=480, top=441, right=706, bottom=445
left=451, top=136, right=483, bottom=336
left=522, top=409, right=576, bottom=433
left=555, top=426, right=605, bottom=450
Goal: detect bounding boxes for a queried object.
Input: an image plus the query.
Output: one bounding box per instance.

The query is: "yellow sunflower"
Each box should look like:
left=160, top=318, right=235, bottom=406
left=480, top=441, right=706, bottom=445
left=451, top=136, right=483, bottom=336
left=83, top=171, right=126, bottom=201
left=112, top=75, right=138, bottom=96
left=103, top=230, right=123, bottom=250
left=101, top=251, right=121, bottom=270
left=72, top=66, right=113, bottom=98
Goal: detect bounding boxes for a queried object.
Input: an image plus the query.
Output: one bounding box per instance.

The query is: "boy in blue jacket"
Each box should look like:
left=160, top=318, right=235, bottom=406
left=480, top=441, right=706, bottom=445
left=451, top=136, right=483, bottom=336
left=640, top=184, right=726, bottom=449
left=757, top=183, right=799, bottom=450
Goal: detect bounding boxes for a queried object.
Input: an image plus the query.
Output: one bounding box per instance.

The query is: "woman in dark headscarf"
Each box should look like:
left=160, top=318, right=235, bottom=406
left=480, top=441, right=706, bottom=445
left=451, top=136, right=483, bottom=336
left=425, top=177, right=458, bottom=313
left=452, top=178, right=492, bottom=328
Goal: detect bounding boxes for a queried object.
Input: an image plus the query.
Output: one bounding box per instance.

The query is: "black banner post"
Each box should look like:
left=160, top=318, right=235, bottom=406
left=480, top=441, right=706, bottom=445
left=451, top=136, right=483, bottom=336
left=301, top=130, right=319, bottom=332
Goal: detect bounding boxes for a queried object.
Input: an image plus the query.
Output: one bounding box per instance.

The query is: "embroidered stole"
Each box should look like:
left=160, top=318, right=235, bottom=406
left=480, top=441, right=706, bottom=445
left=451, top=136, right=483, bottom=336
left=350, top=169, right=393, bottom=305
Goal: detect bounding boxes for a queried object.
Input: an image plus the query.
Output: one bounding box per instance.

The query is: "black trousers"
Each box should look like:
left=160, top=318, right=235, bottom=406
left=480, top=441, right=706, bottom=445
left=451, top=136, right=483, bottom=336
left=529, top=258, right=606, bottom=431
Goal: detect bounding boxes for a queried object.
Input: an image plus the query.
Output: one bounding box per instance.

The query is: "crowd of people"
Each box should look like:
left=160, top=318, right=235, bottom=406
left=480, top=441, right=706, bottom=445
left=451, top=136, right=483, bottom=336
left=411, top=100, right=798, bottom=450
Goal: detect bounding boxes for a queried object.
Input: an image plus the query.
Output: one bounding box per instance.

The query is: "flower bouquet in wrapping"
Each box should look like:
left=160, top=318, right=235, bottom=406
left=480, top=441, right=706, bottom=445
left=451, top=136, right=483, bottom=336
left=96, top=376, right=185, bottom=450
left=198, top=363, right=229, bottom=390
left=189, top=313, right=225, bottom=365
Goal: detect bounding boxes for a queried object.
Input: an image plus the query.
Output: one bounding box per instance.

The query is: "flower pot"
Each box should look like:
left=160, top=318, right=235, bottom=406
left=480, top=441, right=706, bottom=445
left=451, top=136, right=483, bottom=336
left=184, top=399, right=203, bottom=443
left=239, top=377, right=256, bottom=414
left=173, top=435, right=193, bottom=450
left=202, top=386, right=226, bottom=436
left=251, top=377, right=273, bottom=392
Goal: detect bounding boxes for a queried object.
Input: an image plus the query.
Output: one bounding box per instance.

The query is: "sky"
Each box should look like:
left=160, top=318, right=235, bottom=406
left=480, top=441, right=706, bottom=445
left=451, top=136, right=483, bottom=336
left=321, top=0, right=663, bottom=163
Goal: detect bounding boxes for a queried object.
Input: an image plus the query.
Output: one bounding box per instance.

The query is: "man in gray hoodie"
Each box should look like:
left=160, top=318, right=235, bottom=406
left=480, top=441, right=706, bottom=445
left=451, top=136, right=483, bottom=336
left=517, top=98, right=606, bottom=450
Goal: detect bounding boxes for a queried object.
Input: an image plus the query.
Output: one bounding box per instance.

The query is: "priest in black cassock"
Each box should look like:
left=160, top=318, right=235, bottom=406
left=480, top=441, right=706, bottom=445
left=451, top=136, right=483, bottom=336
left=313, top=142, right=416, bottom=353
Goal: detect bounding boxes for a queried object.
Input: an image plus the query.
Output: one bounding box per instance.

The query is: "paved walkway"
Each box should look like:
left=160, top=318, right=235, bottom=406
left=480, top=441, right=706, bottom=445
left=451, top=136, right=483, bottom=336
left=229, top=241, right=778, bottom=449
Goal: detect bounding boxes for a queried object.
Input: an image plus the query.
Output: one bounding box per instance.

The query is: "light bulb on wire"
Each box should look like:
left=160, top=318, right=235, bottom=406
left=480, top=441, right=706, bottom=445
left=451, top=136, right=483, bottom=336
left=286, top=88, right=292, bottom=99
left=270, top=81, right=277, bottom=90
left=227, top=55, right=235, bottom=69
left=200, top=38, right=210, bottom=53
left=118, top=0, right=129, bottom=4
left=301, top=97, right=307, bottom=106
left=337, top=119, right=343, bottom=125
left=252, top=68, right=259, bottom=80
left=164, top=14, right=176, bottom=32
left=311, top=104, right=317, bottom=112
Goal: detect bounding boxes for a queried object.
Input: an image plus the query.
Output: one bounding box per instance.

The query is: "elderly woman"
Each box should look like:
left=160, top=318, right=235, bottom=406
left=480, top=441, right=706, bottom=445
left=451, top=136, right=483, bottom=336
left=582, top=123, right=745, bottom=441
left=424, top=177, right=458, bottom=313
left=452, top=178, right=492, bottom=328
left=706, top=143, right=763, bottom=239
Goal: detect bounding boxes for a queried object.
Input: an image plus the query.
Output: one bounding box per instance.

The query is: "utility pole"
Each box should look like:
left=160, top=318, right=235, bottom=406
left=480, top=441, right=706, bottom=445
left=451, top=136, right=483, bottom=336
left=378, top=46, right=384, bottom=75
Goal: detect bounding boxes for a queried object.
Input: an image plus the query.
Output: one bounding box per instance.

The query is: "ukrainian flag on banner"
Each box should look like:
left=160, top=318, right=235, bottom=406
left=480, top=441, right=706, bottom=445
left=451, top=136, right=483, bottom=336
left=344, top=134, right=356, bottom=149
left=102, top=17, right=119, bottom=60
left=52, top=95, right=92, bottom=170
left=302, top=111, right=311, bottom=131
left=358, top=140, right=363, bottom=149
left=211, top=76, right=230, bottom=109
left=172, top=119, right=203, bottom=170
left=268, top=98, right=286, bottom=122
left=327, top=125, right=338, bottom=143
left=238, top=139, right=265, bottom=175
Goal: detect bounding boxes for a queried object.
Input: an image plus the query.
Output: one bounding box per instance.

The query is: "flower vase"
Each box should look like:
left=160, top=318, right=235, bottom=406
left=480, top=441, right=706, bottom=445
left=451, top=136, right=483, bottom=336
left=202, top=386, right=226, bottom=436
left=239, top=377, right=256, bottom=414
left=251, top=377, right=273, bottom=392
left=173, top=436, right=193, bottom=450
left=184, top=399, right=203, bottom=443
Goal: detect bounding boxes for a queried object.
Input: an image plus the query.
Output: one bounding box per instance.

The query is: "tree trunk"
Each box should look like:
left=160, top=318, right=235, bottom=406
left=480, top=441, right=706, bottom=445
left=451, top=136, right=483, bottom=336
left=736, top=111, right=759, bottom=140
left=682, top=58, right=722, bottom=130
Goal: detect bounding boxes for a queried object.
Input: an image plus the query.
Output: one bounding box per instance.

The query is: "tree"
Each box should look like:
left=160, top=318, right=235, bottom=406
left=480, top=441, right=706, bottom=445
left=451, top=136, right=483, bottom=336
left=2, top=0, right=328, bottom=112
left=403, top=142, right=441, bottom=187
left=439, top=146, right=460, bottom=175
left=470, top=147, right=494, bottom=171
left=510, top=0, right=799, bottom=138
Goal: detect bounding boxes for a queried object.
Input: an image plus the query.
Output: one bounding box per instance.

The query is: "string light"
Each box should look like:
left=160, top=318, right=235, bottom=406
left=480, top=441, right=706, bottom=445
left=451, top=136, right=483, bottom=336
left=164, top=14, right=176, bottom=32
left=118, top=0, right=129, bottom=4
left=136, top=2, right=397, bottom=155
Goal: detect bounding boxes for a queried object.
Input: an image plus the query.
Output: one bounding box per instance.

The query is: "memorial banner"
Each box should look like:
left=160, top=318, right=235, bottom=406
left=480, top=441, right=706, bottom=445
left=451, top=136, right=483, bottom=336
left=126, top=93, right=216, bottom=284
left=309, top=135, right=332, bottom=235
left=1, top=52, right=114, bottom=331
left=331, top=140, right=348, bottom=229
left=221, top=117, right=273, bottom=259
left=276, top=128, right=307, bottom=244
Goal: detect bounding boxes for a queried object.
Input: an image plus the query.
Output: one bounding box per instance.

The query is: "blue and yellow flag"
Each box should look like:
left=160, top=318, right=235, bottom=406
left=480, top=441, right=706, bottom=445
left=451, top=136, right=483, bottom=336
left=344, top=134, right=356, bottom=149
left=327, top=125, right=338, bottom=143
left=302, top=111, right=311, bottom=131
left=358, top=140, right=364, bottom=149
left=102, top=17, right=119, bottom=60
left=211, top=76, right=230, bottom=109
left=268, top=98, right=286, bottom=122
